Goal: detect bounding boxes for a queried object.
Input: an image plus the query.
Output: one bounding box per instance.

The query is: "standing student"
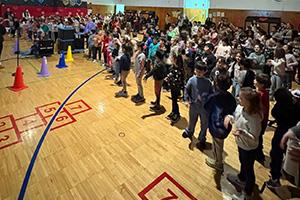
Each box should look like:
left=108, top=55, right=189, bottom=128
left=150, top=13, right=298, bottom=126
left=239, top=58, right=255, bottom=89
left=228, top=51, right=245, bottom=100
left=165, top=50, right=184, bottom=123
left=283, top=44, right=298, bottom=89
left=148, top=35, right=160, bottom=68
left=268, top=47, right=286, bottom=100
left=87, top=29, right=96, bottom=61
left=265, top=88, right=300, bottom=190
left=200, top=43, right=217, bottom=78
left=133, top=42, right=146, bottom=102
left=144, top=49, right=165, bottom=111
left=115, top=46, right=131, bottom=97
left=204, top=74, right=236, bottom=171
left=210, top=57, right=228, bottom=84
left=254, top=73, right=271, bottom=164
left=225, top=87, right=262, bottom=200
left=248, top=44, right=265, bottom=74
left=182, top=61, right=213, bottom=148
left=93, top=30, right=104, bottom=63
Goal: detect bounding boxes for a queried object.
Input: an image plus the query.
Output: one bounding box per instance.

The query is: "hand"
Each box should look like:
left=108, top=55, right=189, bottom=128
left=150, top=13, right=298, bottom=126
left=288, top=145, right=300, bottom=164
left=280, top=129, right=296, bottom=150
left=198, top=95, right=202, bottom=101
left=164, top=77, right=168, bottom=82
left=183, top=101, right=190, bottom=108
left=232, top=130, right=241, bottom=136
left=224, top=116, right=231, bottom=129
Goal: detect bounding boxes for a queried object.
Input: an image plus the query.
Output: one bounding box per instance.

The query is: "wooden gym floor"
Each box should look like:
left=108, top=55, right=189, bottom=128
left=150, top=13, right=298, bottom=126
left=0, top=36, right=299, bottom=200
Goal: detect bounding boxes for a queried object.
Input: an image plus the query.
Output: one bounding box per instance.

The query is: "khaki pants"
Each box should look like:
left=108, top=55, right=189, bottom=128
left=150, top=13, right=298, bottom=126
left=212, top=137, right=224, bottom=164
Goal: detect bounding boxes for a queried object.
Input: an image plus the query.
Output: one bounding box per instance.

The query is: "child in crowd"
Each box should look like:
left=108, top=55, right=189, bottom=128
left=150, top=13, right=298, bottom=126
left=115, top=46, right=131, bottom=97
left=292, top=37, right=300, bottom=83
left=132, top=42, right=146, bottom=102
left=106, top=33, right=114, bottom=70
left=200, top=43, right=217, bottom=78
left=165, top=49, right=184, bottom=123
left=113, top=40, right=123, bottom=86
left=182, top=61, right=213, bottom=148
left=268, top=47, right=286, bottom=100
left=87, top=29, right=96, bottom=61
left=210, top=56, right=228, bottom=84
left=239, top=58, right=255, bottom=90
left=266, top=88, right=300, bottom=190
left=254, top=73, right=271, bottom=164
left=204, top=74, right=236, bottom=171
left=225, top=87, right=262, bottom=200
left=148, top=35, right=160, bottom=68
left=144, top=49, right=165, bottom=111
left=248, top=44, right=265, bottom=74
left=229, top=51, right=245, bottom=99
left=283, top=44, right=298, bottom=89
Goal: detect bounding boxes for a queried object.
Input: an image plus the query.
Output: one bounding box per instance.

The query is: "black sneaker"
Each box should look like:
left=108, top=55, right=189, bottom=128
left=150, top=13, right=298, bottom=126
left=266, top=177, right=281, bottom=189
left=182, top=131, right=192, bottom=139
left=166, top=112, right=175, bottom=120
left=132, top=94, right=139, bottom=99
left=171, top=114, right=180, bottom=123
left=135, top=95, right=145, bottom=102
left=150, top=101, right=157, bottom=105
left=149, top=105, right=161, bottom=112
left=227, top=173, right=246, bottom=192
left=116, top=81, right=122, bottom=87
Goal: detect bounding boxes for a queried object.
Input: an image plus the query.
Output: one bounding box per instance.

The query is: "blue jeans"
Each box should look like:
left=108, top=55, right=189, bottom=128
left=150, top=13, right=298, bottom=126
left=20, top=48, right=33, bottom=56
left=270, top=74, right=283, bottom=100
left=238, top=147, right=256, bottom=196
left=185, top=101, right=209, bottom=143
left=114, top=60, right=120, bottom=78
left=231, top=80, right=240, bottom=102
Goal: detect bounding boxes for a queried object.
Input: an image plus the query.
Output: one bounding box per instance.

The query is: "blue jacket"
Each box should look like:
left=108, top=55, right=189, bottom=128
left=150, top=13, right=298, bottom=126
left=204, top=91, right=236, bottom=139
left=148, top=42, right=160, bottom=60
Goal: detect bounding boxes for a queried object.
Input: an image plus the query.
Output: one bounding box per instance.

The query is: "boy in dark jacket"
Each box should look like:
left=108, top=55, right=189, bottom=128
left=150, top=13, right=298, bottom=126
left=200, top=43, right=216, bottom=78
left=144, top=49, right=165, bottom=111
left=204, top=73, right=237, bottom=171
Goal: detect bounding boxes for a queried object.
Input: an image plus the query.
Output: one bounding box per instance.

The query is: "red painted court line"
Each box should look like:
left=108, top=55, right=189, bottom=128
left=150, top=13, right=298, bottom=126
left=138, top=172, right=197, bottom=200
left=65, top=99, right=92, bottom=116
left=49, top=108, right=77, bottom=131
left=35, top=101, right=61, bottom=118
left=0, top=115, right=22, bottom=150
left=0, top=115, right=14, bottom=133
left=15, top=113, right=40, bottom=120
left=16, top=113, right=47, bottom=134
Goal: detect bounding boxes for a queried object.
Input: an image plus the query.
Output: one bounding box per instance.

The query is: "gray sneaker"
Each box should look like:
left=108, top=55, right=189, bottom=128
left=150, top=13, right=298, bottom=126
left=227, top=173, right=246, bottom=192
left=232, top=190, right=253, bottom=200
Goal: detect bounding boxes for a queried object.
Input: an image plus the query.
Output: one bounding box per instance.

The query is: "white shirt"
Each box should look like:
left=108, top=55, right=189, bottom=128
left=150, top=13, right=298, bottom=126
left=228, top=105, right=261, bottom=150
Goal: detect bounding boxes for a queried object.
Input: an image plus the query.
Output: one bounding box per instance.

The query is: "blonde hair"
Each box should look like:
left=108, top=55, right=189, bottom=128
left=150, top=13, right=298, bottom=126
left=240, top=87, right=263, bottom=116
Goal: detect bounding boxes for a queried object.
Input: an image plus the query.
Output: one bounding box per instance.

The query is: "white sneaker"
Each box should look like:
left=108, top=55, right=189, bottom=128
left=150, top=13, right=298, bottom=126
left=93, top=59, right=97, bottom=63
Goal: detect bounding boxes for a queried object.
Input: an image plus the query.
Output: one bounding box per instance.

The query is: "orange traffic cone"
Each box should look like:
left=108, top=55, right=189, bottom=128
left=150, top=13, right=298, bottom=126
left=65, top=45, right=74, bottom=62
left=9, top=66, right=28, bottom=91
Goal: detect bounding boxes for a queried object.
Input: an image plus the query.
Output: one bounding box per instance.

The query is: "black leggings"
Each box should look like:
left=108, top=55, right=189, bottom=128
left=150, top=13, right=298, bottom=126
left=0, top=41, right=3, bottom=57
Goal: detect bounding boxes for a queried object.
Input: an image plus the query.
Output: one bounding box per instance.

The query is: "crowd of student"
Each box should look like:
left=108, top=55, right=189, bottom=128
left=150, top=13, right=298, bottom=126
left=3, top=7, right=300, bottom=200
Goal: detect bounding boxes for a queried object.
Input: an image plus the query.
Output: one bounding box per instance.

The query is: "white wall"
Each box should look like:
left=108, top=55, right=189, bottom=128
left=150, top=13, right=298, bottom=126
left=210, top=0, right=300, bottom=11
left=86, top=0, right=184, bottom=7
